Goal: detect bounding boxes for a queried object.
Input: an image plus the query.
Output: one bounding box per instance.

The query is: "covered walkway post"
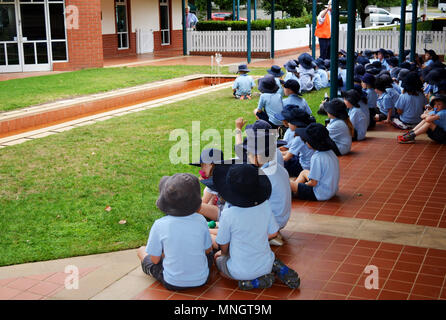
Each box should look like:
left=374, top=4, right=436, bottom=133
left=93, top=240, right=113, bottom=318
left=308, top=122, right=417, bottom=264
left=237, top=0, right=240, bottom=20
left=346, top=0, right=356, bottom=91
left=207, top=0, right=212, bottom=20
left=247, top=0, right=252, bottom=63
left=330, top=0, right=339, bottom=98
left=271, top=0, right=275, bottom=58
left=410, top=0, right=418, bottom=62
left=182, top=0, right=187, bottom=55
left=232, top=0, right=235, bottom=20
left=399, top=0, right=407, bottom=66
left=312, top=0, right=316, bottom=59
left=254, top=0, right=257, bottom=20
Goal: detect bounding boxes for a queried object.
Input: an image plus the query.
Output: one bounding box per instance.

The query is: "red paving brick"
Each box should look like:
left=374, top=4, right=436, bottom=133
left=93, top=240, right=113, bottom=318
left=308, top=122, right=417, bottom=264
left=132, top=232, right=446, bottom=300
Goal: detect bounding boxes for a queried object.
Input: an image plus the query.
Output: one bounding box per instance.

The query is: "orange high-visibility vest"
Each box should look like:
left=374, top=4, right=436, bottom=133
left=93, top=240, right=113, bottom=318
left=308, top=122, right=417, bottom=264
left=315, top=12, right=331, bottom=39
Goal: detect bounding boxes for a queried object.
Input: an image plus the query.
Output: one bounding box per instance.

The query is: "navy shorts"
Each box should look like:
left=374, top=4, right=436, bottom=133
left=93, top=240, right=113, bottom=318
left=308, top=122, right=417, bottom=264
left=294, top=183, right=317, bottom=201
left=141, top=253, right=214, bottom=291
left=427, top=126, right=446, bottom=144
left=284, top=155, right=303, bottom=177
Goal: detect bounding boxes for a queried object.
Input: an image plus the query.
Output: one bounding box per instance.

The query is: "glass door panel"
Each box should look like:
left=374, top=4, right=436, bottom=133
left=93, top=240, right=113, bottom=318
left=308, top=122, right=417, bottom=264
left=0, top=3, right=21, bottom=72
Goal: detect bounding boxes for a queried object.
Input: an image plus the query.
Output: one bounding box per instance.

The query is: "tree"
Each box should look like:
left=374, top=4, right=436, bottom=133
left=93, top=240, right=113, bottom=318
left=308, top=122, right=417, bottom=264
left=261, top=0, right=308, bottom=18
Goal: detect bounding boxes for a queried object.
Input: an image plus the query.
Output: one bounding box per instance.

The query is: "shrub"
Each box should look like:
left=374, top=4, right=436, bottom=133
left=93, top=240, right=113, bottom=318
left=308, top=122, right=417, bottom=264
left=196, top=17, right=312, bottom=31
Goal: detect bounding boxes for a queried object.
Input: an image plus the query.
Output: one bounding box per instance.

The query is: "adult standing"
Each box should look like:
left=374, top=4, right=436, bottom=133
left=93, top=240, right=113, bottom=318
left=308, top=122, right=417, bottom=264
left=186, top=6, right=198, bottom=29
left=315, top=0, right=332, bottom=61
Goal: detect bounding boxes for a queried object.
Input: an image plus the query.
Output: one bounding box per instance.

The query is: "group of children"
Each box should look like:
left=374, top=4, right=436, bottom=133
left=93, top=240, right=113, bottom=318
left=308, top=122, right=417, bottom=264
left=138, top=49, right=445, bottom=294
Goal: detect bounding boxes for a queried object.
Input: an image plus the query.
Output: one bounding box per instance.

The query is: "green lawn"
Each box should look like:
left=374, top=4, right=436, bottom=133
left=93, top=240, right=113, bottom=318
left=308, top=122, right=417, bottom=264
left=0, top=86, right=328, bottom=267
left=0, top=65, right=268, bottom=113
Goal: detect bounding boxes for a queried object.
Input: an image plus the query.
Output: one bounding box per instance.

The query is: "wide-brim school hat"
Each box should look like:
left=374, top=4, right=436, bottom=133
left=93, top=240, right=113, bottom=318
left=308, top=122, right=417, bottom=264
left=362, top=50, right=374, bottom=59
left=430, top=94, right=446, bottom=107
left=295, top=123, right=334, bottom=152
left=283, top=79, right=302, bottom=96
left=341, top=89, right=361, bottom=106
left=323, top=98, right=349, bottom=120
left=338, top=57, right=347, bottom=69
left=284, top=60, right=298, bottom=72
left=212, top=164, right=272, bottom=208
left=156, top=173, right=202, bottom=217
left=426, top=68, right=446, bottom=86
left=274, top=106, right=312, bottom=127
left=298, top=53, right=314, bottom=70
left=371, top=60, right=384, bottom=70
left=401, top=72, right=423, bottom=92
left=386, top=57, right=399, bottom=68
left=242, top=133, right=278, bottom=158
left=267, top=65, right=285, bottom=77
left=357, top=56, right=370, bottom=66
left=354, top=64, right=366, bottom=76
left=245, top=119, right=272, bottom=132
left=315, top=58, right=327, bottom=70
left=237, top=64, right=250, bottom=73
left=190, top=148, right=224, bottom=166
left=397, top=68, right=410, bottom=82
left=424, top=49, right=438, bottom=59
left=378, top=48, right=388, bottom=57
left=390, top=67, right=401, bottom=80
left=361, top=73, right=376, bottom=86
left=258, top=75, right=279, bottom=94
left=339, top=49, right=347, bottom=57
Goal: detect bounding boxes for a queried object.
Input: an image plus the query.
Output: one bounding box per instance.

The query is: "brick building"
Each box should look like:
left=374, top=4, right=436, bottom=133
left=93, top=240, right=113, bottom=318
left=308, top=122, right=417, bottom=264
left=0, top=0, right=184, bottom=73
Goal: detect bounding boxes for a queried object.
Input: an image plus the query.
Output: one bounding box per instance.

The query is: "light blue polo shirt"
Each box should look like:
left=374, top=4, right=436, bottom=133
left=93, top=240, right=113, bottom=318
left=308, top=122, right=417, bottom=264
left=429, top=109, right=446, bottom=130
left=392, top=82, right=402, bottom=95
left=146, top=213, right=212, bottom=287
left=257, top=92, right=284, bottom=126
left=283, top=127, right=295, bottom=147
left=349, top=107, right=367, bottom=141
left=366, top=88, right=378, bottom=110
left=395, top=92, right=427, bottom=125
left=314, top=69, right=329, bottom=90
left=387, top=87, right=400, bottom=107
left=275, top=147, right=284, bottom=167
left=232, top=74, right=256, bottom=96
left=425, top=59, right=434, bottom=67
left=288, top=135, right=315, bottom=170
left=282, top=94, right=313, bottom=116
left=327, top=118, right=352, bottom=155
left=216, top=200, right=279, bottom=280
left=275, top=77, right=284, bottom=97
left=359, top=100, right=370, bottom=127
left=377, top=91, right=395, bottom=116
left=308, top=150, right=340, bottom=201
left=262, top=161, right=291, bottom=229
left=284, top=72, right=299, bottom=83
left=338, top=68, right=347, bottom=91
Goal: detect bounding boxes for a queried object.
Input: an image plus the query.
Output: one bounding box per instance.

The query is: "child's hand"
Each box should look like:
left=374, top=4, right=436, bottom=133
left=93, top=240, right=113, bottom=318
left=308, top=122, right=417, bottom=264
left=235, top=117, right=247, bottom=130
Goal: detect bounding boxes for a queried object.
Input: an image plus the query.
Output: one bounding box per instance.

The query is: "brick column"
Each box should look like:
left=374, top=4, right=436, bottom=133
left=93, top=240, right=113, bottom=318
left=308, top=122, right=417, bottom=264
left=53, top=0, right=104, bottom=71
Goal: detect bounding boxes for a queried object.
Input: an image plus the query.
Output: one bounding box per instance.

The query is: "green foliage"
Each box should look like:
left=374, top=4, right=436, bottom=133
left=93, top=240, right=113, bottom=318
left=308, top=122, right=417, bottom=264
left=261, top=0, right=307, bottom=17
left=196, top=16, right=312, bottom=30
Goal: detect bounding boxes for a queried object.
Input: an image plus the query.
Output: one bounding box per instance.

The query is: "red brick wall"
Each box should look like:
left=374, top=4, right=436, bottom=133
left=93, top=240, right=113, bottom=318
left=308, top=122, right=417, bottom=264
left=153, top=29, right=183, bottom=52
left=53, top=0, right=104, bottom=71
left=103, top=33, right=137, bottom=58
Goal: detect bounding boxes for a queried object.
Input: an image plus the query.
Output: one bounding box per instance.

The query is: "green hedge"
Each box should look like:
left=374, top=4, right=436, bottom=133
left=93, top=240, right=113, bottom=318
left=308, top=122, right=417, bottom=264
left=196, top=17, right=312, bottom=31
left=196, top=16, right=348, bottom=31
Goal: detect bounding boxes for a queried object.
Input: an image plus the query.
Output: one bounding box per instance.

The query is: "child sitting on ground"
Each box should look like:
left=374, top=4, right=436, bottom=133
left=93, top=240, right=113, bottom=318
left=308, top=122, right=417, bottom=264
left=398, top=94, right=446, bottom=144
left=343, top=89, right=368, bottom=141
left=137, top=173, right=213, bottom=291
left=232, top=64, right=256, bottom=100
left=361, top=73, right=378, bottom=128
left=267, top=65, right=285, bottom=97
left=374, top=75, right=397, bottom=124
left=325, top=99, right=354, bottom=156
left=290, top=123, right=340, bottom=201
left=254, top=75, right=284, bottom=129
left=213, top=164, right=300, bottom=290
left=393, top=71, right=428, bottom=130
left=283, top=60, right=300, bottom=83
left=275, top=106, right=315, bottom=177
left=282, top=79, right=313, bottom=116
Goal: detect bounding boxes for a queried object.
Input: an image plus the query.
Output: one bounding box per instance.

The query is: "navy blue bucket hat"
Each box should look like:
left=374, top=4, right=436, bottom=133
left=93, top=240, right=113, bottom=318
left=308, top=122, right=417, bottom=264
left=298, top=53, right=314, bottom=70
left=213, top=164, right=272, bottom=208
left=295, top=123, right=336, bottom=152
left=354, top=64, right=366, bottom=76
left=258, top=75, right=279, bottom=94
left=237, top=64, right=250, bottom=73
left=323, top=98, right=349, bottom=120
left=274, top=106, right=313, bottom=127
left=361, top=73, right=376, bottom=86
left=267, top=65, right=284, bottom=77
left=283, top=79, right=302, bottom=96
left=284, top=60, right=298, bottom=72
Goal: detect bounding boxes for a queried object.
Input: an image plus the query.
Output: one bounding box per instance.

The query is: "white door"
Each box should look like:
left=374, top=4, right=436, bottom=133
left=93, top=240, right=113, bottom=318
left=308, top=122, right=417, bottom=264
left=0, top=0, right=52, bottom=73
left=0, top=1, right=21, bottom=72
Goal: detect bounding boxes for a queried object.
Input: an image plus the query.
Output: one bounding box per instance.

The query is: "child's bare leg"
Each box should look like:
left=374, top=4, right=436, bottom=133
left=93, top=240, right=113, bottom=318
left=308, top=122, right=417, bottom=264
left=210, top=233, right=219, bottom=249
left=411, top=119, right=427, bottom=132
left=198, top=203, right=219, bottom=221
left=413, top=122, right=436, bottom=136
left=290, top=170, right=309, bottom=193
left=137, top=246, right=148, bottom=261
left=202, top=189, right=215, bottom=205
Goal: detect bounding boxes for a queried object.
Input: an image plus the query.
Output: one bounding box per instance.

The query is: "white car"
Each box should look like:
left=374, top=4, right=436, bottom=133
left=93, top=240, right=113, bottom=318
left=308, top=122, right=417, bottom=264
left=368, top=7, right=401, bottom=25
left=439, top=1, right=446, bottom=13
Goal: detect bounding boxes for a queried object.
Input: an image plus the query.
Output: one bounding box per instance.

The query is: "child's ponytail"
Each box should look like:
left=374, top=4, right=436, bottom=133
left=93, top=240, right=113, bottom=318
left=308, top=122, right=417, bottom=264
left=344, top=118, right=355, bottom=137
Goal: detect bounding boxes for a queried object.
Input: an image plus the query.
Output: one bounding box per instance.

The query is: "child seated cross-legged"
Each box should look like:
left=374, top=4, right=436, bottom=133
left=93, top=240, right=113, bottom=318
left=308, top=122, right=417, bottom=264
left=398, top=94, right=446, bottom=144
left=213, top=164, right=301, bottom=290
left=254, top=75, right=284, bottom=129
left=290, top=123, right=340, bottom=201
left=342, top=89, right=368, bottom=141
left=137, top=173, right=214, bottom=291
left=325, top=99, right=354, bottom=156
left=232, top=64, right=256, bottom=100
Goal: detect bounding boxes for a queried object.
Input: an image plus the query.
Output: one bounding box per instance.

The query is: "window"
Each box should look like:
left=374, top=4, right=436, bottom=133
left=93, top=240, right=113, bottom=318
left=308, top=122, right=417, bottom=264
left=159, top=0, right=169, bottom=45
left=48, top=0, right=67, bottom=61
left=116, top=0, right=128, bottom=49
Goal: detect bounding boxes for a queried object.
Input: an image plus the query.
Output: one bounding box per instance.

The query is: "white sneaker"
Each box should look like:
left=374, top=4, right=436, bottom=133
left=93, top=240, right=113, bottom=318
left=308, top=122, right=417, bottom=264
left=269, top=236, right=284, bottom=246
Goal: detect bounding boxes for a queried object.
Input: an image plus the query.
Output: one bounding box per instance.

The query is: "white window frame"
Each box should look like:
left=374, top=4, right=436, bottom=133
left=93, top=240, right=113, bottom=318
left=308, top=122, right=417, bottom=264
left=116, top=0, right=129, bottom=49
left=159, top=0, right=170, bottom=46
